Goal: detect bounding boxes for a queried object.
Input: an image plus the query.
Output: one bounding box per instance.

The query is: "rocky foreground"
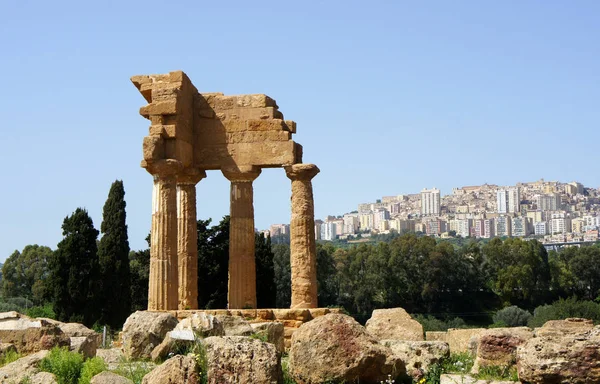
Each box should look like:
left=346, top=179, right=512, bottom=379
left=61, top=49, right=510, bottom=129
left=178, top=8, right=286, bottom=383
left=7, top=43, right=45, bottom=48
left=0, top=309, right=598, bottom=383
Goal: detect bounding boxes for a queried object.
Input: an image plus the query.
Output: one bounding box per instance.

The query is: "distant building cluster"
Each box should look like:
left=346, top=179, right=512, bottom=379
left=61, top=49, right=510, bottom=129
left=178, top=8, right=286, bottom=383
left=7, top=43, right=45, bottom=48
left=263, top=179, right=600, bottom=245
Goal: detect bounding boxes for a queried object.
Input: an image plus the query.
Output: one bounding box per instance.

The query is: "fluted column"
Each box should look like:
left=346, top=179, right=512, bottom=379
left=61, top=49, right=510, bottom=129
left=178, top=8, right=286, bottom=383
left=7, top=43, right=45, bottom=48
left=177, top=169, right=206, bottom=310
left=147, top=160, right=182, bottom=311
left=285, top=164, right=320, bottom=309
left=222, top=166, right=262, bottom=309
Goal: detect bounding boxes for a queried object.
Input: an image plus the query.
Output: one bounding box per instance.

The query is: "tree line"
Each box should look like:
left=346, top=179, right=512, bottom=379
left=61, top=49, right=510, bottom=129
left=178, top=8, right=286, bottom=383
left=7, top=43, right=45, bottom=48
left=3, top=180, right=600, bottom=328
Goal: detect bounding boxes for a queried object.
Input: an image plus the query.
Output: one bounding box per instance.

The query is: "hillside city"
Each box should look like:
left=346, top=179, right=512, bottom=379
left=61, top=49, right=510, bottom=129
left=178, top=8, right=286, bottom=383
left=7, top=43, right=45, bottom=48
left=264, top=179, right=600, bottom=245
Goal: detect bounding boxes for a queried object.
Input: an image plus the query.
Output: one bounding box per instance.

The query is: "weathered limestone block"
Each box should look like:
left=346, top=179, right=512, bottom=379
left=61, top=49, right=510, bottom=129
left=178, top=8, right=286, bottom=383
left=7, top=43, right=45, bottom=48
left=0, top=312, right=69, bottom=354
left=177, top=170, right=206, bottom=310
left=121, top=311, right=178, bottom=360
left=447, top=328, right=485, bottom=354
left=175, top=312, right=224, bottom=337
left=285, top=164, right=320, bottom=309
left=0, top=343, right=16, bottom=358
left=251, top=322, right=285, bottom=354
left=427, top=331, right=448, bottom=342
left=472, top=327, right=533, bottom=374
left=289, top=313, right=404, bottom=384
left=204, top=336, right=282, bottom=384
left=517, top=321, right=600, bottom=384
left=272, top=308, right=312, bottom=322
left=150, top=330, right=195, bottom=362
left=0, top=350, right=49, bottom=383
left=91, top=371, right=133, bottom=384
left=96, top=348, right=125, bottom=370
left=31, top=372, right=58, bottom=384
left=215, top=315, right=253, bottom=336
left=440, top=374, right=518, bottom=384
left=365, top=308, right=424, bottom=341
left=142, top=136, right=164, bottom=161
left=70, top=336, right=97, bottom=359
left=142, top=355, right=198, bottom=384
left=222, top=166, right=261, bottom=309
left=382, top=340, right=450, bottom=379
left=534, top=317, right=594, bottom=338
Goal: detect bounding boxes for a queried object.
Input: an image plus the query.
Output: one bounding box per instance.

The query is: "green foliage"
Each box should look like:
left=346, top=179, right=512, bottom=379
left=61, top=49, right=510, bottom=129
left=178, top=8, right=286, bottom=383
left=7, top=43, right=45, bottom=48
left=413, top=315, right=467, bottom=332
left=281, top=357, right=297, bottom=384
left=0, top=297, right=34, bottom=313
left=529, top=297, right=600, bottom=327
left=422, top=352, right=474, bottom=384
left=256, top=232, right=276, bottom=308
left=97, top=180, right=131, bottom=328
left=78, top=357, right=107, bottom=384
left=249, top=332, right=269, bottom=343
left=2, top=245, right=53, bottom=304
left=112, top=359, right=154, bottom=384
left=197, top=216, right=230, bottom=309
left=39, top=347, right=84, bottom=384
left=129, top=241, right=150, bottom=312
left=0, top=349, right=21, bottom=367
left=273, top=244, right=291, bottom=308
left=48, top=208, right=101, bottom=326
left=474, top=364, right=518, bottom=382
left=492, top=306, right=532, bottom=327
left=25, top=302, right=56, bottom=319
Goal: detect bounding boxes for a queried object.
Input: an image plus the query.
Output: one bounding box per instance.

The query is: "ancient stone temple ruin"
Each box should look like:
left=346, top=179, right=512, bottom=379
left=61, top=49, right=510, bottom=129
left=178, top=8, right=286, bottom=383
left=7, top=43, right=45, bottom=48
left=131, top=71, right=319, bottom=311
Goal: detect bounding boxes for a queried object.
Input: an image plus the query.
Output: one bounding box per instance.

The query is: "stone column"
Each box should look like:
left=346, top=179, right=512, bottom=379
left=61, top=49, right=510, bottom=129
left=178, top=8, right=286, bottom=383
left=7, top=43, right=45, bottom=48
left=177, top=169, right=207, bottom=310
left=147, top=160, right=182, bottom=311
left=285, top=164, right=320, bottom=309
left=222, top=166, right=262, bottom=309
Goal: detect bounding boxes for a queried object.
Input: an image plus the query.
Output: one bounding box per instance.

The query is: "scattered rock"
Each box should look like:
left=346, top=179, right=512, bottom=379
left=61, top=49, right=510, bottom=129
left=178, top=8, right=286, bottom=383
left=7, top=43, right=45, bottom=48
left=0, top=350, right=49, bottom=383
left=204, top=336, right=281, bottom=384
left=214, top=315, right=253, bottom=336
left=472, top=327, right=532, bottom=374
left=365, top=308, right=424, bottom=341
left=517, top=322, right=600, bottom=384
left=121, top=311, right=178, bottom=359
left=426, top=331, right=448, bottom=342
left=0, top=312, right=69, bottom=354
left=289, top=313, right=404, bottom=384
left=534, top=317, right=594, bottom=338
left=96, top=348, right=124, bottom=370
left=250, top=322, right=285, bottom=354
left=175, top=313, right=224, bottom=337
left=150, top=330, right=196, bottom=362
left=71, top=336, right=97, bottom=359
left=142, top=355, right=198, bottom=384
left=382, top=340, right=449, bottom=378
left=90, top=371, right=134, bottom=384
left=447, top=328, right=485, bottom=355
left=440, top=374, right=518, bottom=384
left=30, top=371, right=58, bottom=384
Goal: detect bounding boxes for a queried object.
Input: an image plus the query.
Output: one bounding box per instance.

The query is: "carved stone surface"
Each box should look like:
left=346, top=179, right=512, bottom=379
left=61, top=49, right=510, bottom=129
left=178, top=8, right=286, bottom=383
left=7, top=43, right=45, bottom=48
left=285, top=164, right=320, bottom=309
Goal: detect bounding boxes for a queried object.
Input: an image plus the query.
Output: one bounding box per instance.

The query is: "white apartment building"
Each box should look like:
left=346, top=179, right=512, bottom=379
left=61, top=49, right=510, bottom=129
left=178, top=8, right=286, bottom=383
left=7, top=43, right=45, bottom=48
left=421, top=188, right=441, bottom=216
left=497, top=189, right=508, bottom=214
left=512, top=216, right=531, bottom=237
left=534, top=221, right=548, bottom=236
left=457, top=219, right=472, bottom=238
left=343, top=213, right=360, bottom=234
left=495, top=216, right=512, bottom=237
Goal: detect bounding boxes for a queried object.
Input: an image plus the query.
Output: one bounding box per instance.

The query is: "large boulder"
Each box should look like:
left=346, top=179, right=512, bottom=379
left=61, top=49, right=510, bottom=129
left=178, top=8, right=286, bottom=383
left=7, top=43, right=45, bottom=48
left=150, top=329, right=196, bottom=362
left=517, top=320, right=600, bottom=384
left=30, top=372, right=58, bottom=384
left=250, top=322, right=285, bottom=354
left=91, top=371, right=134, bottom=384
left=472, top=327, right=533, bottom=374
left=447, top=328, right=485, bottom=355
left=96, top=348, right=125, bottom=370
left=365, top=308, right=424, bottom=341
left=214, top=315, right=253, bottom=336
left=175, top=313, right=224, bottom=337
left=0, top=350, right=49, bottom=383
left=121, top=311, right=178, bottom=359
left=0, top=312, right=69, bottom=354
left=71, top=336, right=97, bottom=359
left=382, top=340, right=449, bottom=379
left=289, top=313, right=404, bottom=384
left=534, top=317, right=594, bottom=338
left=204, top=336, right=281, bottom=384
left=142, top=355, right=198, bottom=384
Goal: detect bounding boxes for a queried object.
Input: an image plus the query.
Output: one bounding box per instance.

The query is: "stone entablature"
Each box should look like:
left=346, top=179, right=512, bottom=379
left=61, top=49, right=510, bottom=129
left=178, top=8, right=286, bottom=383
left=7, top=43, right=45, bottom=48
left=132, top=71, right=319, bottom=312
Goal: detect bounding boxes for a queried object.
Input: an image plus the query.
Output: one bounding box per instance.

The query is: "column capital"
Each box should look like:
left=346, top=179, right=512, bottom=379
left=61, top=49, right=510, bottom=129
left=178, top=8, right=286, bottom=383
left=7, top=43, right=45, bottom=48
left=285, top=163, right=320, bottom=181
left=177, top=168, right=207, bottom=185
left=142, top=159, right=183, bottom=178
left=222, top=165, right=262, bottom=182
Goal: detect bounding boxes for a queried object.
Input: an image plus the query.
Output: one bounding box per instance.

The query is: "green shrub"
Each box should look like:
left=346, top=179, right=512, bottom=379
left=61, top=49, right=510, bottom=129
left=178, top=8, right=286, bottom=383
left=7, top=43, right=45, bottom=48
left=39, top=347, right=84, bottom=384
left=493, top=306, right=532, bottom=327
left=474, top=364, right=518, bottom=381
left=413, top=315, right=468, bottom=332
left=78, top=357, right=106, bottom=384
left=529, top=297, right=600, bottom=327
left=25, top=303, right=56, bottom=319
left=0, top=349, right=21, bottom=367
left=112, top=360, right=154, bottom=384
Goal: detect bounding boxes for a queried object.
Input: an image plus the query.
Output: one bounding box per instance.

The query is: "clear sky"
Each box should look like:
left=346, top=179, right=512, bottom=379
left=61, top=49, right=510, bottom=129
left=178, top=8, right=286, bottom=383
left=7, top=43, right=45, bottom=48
left=1, top=1, right=599, bottom=261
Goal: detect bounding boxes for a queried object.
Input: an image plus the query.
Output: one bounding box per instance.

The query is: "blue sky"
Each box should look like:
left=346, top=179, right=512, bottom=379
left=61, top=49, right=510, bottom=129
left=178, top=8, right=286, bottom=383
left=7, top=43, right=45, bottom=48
left=1, top=1, right=598, bottom=261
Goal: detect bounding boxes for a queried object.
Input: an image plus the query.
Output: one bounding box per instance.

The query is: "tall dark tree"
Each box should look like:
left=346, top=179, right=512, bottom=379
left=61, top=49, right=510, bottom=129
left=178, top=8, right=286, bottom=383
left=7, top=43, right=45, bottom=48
left=197, top=216, right=230, bottom=309
left=255, top=233, right=276, bottom=308
left=2, top=245, right=53, bottom=304
left=130, top=235, right=150, bottom=312
left=273, top=244, right=291, bottom=308
left=48, top=208, right=100, bottom=326
left=97, top=180, right=131, bottom=328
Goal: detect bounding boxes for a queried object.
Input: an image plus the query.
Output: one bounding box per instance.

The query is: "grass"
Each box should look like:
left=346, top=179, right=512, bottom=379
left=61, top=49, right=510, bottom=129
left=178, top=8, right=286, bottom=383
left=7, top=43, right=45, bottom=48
left=474, top=364, right=518, bottom=382
left=39, top=347, right=84, bottom=384
left=0, top=349, right=21, bottom=367
left=111, top=359, right=154, bottom=384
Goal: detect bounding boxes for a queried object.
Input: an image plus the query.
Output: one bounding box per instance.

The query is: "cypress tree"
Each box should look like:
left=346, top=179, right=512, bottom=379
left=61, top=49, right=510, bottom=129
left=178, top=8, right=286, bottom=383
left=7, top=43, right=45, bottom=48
left=49, top=208, right=100, bottom=326
left=256, top=232, right=276, bottom=308
left=97, top=180, right=131, bottom=328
